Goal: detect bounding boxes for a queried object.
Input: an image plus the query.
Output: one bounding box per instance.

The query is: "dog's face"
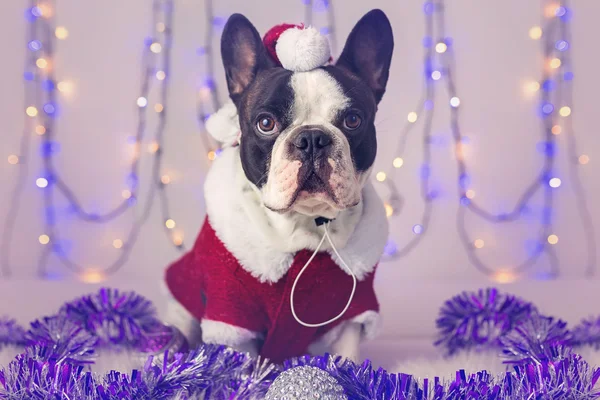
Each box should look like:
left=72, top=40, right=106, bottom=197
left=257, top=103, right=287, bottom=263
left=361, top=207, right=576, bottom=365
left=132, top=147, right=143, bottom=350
left=221, top=10, right=393, bottom=218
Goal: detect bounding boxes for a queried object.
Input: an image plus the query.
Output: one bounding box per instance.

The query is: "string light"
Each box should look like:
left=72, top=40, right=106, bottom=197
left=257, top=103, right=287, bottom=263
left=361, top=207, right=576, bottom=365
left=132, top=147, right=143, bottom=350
left=407, top=112, right=418, bottom=123
left=38, top=235, right=50, bottom=245
left=529, top=26, right=543, bottom=40
left=474, top=239, right=485, bottom=249
left=36, top=58, right=48, bottom=69
left=549, top=58, right=561, bottom=69
left=26, top=106, right=38, bottom=117
left=150, top=42, right=162, bottom=53
left=376, top=172, right=387, bottom=182
left=160, top=174, right=171, bottom=185
left=165, top=219, right=176, bottom=229
left=112, top=239, right=123, bottom=249
left=136, top=96, right=148, bottom=108
left=154, top=103, right=164, bottom=113
left=207, top=150, right=216, bottom=161
left=384, top=203, right=394, bottom=218
left=559, top=106, right=571, bottom=117
left=1, top=0, right=187, bottom=279
left=493, top=270, right=516, bottom=284
left=156, top=22, right=166, bottom=33
left=578, top=155, right=589, bottom=165
left=378, top=0, right=596, bottom=279
left=7, top=155, right=19, bottom=165
left=156, top=70, right=166, bottom=80
left=173, top=233, right=184, bottom=247
left=54, top=26, right=68, bottom=40
left=56, top=81, right=73, bottom=94
left=148, top=141, right=160, bottom=153
left=547, top=234, right=559, bottom=245
left=36, top=178, right=48, bottom=188
left=549, top=177, right=561, bottom=188
left=450, top=96, right=460, bottom=107
left=435, top=42, right=447, bottom=53
left=121, top=189, right=132, bottom=199
left=80, top=269, right=106, bottom=284
left=393, top=157, right=404, bottom=168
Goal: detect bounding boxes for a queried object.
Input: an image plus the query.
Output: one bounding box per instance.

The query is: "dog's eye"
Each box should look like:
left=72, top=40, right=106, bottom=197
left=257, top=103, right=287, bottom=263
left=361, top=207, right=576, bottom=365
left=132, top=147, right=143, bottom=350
left=256, top=116, right=277, bottom=134
left=344, top=113, right=362, bottom=130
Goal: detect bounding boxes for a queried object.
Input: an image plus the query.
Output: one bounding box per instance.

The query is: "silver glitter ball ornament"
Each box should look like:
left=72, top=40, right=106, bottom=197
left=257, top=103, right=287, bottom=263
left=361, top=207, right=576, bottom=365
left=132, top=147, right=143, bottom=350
left=265, top=366, right=347, bottom=400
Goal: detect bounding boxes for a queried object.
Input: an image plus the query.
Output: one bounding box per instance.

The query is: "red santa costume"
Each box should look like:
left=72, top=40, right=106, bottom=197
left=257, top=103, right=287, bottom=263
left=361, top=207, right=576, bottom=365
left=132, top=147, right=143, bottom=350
left=164, top=23, right=389, bottom=364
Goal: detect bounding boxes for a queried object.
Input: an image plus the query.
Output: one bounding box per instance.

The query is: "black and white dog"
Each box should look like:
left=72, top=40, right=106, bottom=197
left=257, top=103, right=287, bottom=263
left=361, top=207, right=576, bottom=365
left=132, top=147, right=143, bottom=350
left=166, top=9, right=394, bottom=363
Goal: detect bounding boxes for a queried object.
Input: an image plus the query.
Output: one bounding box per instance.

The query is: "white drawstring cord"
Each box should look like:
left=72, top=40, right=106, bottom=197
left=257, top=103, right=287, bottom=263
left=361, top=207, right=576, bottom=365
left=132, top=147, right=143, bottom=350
left=290, top=223, right=357, bottom=328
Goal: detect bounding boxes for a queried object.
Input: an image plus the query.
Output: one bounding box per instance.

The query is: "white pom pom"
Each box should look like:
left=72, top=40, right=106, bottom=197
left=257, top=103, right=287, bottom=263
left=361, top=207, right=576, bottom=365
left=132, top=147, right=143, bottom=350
left=205, top=99, right=240, bottom=147
left=275, top=27, right=331, bottom=72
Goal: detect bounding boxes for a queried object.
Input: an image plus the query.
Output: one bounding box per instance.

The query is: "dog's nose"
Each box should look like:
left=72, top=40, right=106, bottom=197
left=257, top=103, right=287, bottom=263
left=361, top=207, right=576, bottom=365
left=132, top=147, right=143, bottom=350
left=293, top=130, right=332, bottom=155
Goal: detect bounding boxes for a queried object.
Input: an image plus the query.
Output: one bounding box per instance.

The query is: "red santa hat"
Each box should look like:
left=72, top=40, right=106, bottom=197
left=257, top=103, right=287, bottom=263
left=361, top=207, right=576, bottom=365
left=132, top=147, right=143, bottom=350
left=206, top=23, right=331, bottom=147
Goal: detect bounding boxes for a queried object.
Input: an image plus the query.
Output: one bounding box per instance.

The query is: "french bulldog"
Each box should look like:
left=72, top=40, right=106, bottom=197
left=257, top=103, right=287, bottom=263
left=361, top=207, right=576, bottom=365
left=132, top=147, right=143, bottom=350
left=165, top=9, right=394, bottom=364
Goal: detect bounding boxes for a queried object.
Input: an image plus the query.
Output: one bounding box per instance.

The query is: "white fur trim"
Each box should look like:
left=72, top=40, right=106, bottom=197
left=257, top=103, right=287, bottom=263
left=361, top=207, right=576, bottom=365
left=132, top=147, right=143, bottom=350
left=276, top=27, right=331, bottom=72
left=163, top=290, right=203, bottom=347
left=200, top=319, right=261, bottom=347
left=308, top=311, right=381, bottom=355
left=205, top=99, right=240, bottom=147
left=204, top=147, right=388, bottom=283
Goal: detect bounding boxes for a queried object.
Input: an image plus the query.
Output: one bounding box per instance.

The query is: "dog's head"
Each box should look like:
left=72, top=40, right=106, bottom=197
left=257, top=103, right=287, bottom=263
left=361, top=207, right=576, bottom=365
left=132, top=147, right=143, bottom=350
left=221, top=10, right=393, bottom=219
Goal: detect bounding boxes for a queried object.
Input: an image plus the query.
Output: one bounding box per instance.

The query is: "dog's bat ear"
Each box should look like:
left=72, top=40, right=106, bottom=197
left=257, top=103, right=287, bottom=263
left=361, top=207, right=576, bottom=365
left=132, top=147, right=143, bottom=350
left=221, top=14, right=275, bottom=104
left=336, top=9, right=394, bottom=104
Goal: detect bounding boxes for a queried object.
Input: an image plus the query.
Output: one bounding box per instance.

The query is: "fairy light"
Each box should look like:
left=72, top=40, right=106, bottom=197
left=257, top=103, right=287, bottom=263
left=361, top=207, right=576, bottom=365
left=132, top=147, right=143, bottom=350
left=154, top=103, right=164, bottom=113
left=435, top=42, right=447, bottom=53
left=80, top=269, right=106, bottom=284
left=551, top=125, right=561, bottom=135
left=160, top=175, right=171, bottom=185
left=207, top=150, right=216, bottom=161
left=112, top=239, right=123, bottom=249
left=0, top=0, right=188, bottom=279
left=431, top=70, right=442, bottom=80
left=173, top=233, right=184, bottom=247
left=36, top=58, right=48, bottom=69
left=7, top=155, right=19, bottom=165
left=549, top=177, right=561, bottom=188
left=465, top=189, right=475, bottom=199
left=474, top=239, right=485, bottom=249
left=156, top=22, right=166, bottom=32
left=450, top=96, right=460, bottom=107
left=55, top=26, right=68, bottom=39
left=384, top=203, right=394, bottom=218
left=36, top=178, right=48, bottom=188
left=493, top=270, right=517, bottom=284
left=26, top=106, right=38, bottom=117
left=376, top=172, right=387, bottom=182
left=549, top=58, right=561, bottom=69
left=56, top=81, right=73, bottom=94
left=407, top=112, right=418, bottom=123
left=559, top=106, right=571, bottom=117
left=529, top=26, right=543, bottom=40
left=393, top=157, right=404, bottom=168
left=137, top=97, right=148, bottom=108
left=38, top=235, right=50, bottom=245
left=547, top=234, right=559, bottom=245
left=148, top=141, right=160, bottom=153
left=165, top=219, right=176, bottom=229
left=525, top=81, right=540, bottom=93
left=578, top=155, right=589, bottom=165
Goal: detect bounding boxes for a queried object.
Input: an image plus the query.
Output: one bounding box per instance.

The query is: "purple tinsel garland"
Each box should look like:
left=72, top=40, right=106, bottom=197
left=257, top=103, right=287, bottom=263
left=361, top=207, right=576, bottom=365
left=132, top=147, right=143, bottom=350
left=1, top=287, right=600, bottom=399
left=0, top=318, right=26, bottom=350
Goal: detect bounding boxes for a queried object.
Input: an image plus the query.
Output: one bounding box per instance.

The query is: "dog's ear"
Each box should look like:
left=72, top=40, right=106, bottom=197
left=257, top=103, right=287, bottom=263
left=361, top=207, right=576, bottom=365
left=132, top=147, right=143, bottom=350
left=221, top=14, right=274, bottom=104
left=336, top=9, right=394, bottom=104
